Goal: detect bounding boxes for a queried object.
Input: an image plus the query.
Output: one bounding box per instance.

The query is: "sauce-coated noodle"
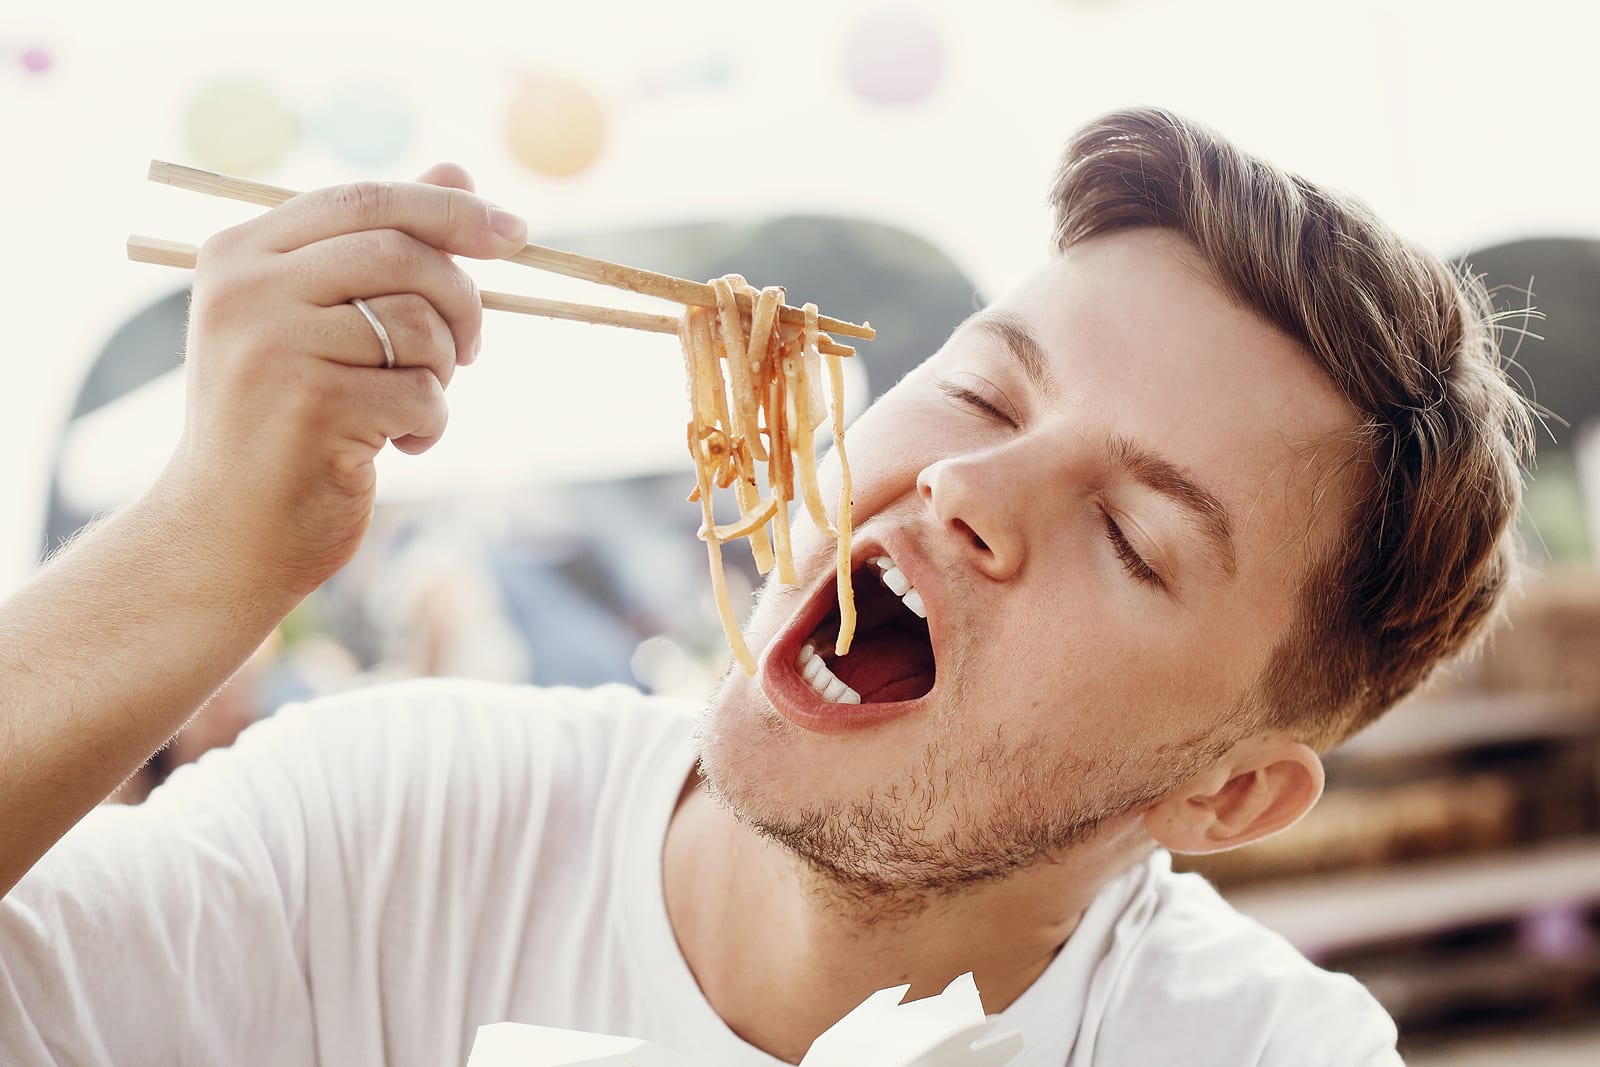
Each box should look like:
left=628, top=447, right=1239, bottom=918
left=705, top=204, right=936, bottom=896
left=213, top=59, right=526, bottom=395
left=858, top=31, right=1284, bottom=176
left=680, top=278, right=855, bottom=674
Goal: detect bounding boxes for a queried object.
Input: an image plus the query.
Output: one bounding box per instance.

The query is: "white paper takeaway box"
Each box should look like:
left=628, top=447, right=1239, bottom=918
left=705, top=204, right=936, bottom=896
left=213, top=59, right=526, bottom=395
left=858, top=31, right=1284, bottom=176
left=466, top=972, right=1022, bottom=1066
left=466, top=1024, right=696, bottom=1067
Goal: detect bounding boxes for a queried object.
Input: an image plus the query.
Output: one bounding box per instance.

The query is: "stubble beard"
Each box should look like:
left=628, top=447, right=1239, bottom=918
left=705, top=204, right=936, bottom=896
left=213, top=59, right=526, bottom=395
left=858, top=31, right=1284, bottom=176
left=692, top=653, right=1185, bottom=922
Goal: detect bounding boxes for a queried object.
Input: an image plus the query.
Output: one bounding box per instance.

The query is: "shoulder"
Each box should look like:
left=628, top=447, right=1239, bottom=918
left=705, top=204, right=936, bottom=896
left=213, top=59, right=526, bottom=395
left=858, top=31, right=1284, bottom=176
left=173, top=677, right=698, bottom=842
left=1089, top=853, right=1401, bottom=1067
left=236, top=676, right=695, bottom=776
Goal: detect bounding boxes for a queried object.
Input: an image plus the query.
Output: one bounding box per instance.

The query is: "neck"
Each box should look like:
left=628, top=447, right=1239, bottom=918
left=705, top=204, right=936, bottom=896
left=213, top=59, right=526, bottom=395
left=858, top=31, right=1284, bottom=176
left=662, top=774, right=1147, bottom=1064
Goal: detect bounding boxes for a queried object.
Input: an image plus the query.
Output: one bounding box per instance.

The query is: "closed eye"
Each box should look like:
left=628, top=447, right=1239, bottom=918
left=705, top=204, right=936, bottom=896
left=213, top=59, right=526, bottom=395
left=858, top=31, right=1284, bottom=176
left=1100, top=508, right=1165, bottom=589
left=938, top=380, right=1017, bottom=426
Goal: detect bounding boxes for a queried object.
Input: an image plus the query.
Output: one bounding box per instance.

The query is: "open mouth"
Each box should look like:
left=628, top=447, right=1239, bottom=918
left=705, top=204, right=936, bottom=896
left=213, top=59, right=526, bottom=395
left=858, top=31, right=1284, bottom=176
left=794, top=555, right=937, bottom=705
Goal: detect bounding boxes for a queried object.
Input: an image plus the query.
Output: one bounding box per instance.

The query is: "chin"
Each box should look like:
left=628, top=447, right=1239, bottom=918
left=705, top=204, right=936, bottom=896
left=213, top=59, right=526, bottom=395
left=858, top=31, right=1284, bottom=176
left=694, top=665, right=937, bottom=859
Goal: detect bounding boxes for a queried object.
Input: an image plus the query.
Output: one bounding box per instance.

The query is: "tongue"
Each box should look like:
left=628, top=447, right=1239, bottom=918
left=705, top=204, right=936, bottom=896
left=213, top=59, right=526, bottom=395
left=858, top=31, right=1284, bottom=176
left=827, top=626, right=935, bottom=704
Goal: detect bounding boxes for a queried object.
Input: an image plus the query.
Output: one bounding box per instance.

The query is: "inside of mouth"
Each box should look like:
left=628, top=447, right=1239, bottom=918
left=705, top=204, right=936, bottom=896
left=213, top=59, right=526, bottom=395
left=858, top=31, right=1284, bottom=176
left=806, top=564, right=936, bottom=704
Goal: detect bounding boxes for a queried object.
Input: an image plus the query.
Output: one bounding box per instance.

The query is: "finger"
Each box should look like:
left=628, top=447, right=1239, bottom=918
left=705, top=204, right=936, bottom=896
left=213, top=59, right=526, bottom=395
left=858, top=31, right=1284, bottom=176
left=284, top=229, right=482, bottom=365
left=306, top=293, right=457, bottom=389
left=391, top=393, right=450, bottom=455
left=331, top=365, right=451, bottom=457
left=415, top=162, right=475, bottom=192
left=411, top=164, right=494, bottom=363
left=252, top=177, right=526, bottom=260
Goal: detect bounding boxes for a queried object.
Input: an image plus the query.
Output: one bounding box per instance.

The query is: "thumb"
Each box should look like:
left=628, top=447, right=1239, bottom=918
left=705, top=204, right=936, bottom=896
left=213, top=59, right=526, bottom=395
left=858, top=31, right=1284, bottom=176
left=410, top=164, right=527, bottom=263
left=416, top=161, right=476, bottom=192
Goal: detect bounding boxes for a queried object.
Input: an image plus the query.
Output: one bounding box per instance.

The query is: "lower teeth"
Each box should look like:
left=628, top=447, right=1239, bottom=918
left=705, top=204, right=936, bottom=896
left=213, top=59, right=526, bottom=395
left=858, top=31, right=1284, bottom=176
left=796, top=643, right=860, bottom=704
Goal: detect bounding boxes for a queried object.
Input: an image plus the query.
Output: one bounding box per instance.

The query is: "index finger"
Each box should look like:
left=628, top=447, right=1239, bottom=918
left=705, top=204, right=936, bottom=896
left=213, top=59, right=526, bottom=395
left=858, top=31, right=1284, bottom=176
left=252, top=179, right=527, bottom=261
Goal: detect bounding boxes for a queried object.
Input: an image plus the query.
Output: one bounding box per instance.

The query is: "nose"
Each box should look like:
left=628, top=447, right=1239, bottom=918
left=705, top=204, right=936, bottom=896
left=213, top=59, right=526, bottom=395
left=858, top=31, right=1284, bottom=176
left=916, top=454, right=1025, bottom=581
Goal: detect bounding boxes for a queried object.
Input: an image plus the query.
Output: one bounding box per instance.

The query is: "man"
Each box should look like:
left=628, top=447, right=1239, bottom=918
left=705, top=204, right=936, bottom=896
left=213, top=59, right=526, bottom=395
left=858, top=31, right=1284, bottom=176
left=0, top=108, right=1529, bottom=1064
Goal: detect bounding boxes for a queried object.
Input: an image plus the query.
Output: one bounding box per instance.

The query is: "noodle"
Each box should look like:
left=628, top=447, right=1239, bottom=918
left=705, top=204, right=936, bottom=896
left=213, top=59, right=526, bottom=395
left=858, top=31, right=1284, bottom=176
left=710, top=277, right=774, bottom=574
left=681, top=306, right=756, bottom=675
left=682, top=277, right=857, bottom=674
left=788, top=304, right=834, bottom=535
left=825, top=343, right=855, bottom=655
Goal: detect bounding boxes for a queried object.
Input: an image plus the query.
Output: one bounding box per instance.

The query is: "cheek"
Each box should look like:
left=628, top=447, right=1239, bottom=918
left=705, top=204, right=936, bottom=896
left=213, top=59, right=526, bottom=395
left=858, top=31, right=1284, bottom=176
left=993, top=598, right=1244, bottom=746
left=951, top=577, right=1186, bottom=742
left=830, top=385, right=950, bottom=511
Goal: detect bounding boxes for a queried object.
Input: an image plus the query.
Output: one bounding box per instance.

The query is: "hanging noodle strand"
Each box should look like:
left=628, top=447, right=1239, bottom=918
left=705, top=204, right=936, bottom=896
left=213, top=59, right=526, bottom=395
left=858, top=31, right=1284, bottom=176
left=681, top=277, right=857, bottom=673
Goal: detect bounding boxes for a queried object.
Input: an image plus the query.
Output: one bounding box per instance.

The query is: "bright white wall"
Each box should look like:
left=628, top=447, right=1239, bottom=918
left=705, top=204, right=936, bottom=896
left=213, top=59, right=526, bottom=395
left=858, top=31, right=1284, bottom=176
left=3, top=0, right=1597, bottom=594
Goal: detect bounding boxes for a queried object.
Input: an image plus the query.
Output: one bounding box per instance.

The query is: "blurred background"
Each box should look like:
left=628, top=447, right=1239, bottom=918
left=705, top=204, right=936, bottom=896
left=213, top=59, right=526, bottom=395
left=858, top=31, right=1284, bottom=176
left=4, top=0, right=1600, bottom=1060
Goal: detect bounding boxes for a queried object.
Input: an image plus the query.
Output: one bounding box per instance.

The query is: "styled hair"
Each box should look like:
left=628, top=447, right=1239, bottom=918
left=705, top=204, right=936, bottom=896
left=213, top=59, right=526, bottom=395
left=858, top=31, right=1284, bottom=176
left=1050, top=106, right=1534, bottom=748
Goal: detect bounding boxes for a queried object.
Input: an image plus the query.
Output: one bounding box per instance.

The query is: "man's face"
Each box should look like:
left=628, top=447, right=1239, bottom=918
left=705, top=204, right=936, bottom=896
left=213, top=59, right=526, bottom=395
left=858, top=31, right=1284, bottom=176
left=696, top=228, right=1358, bottom=892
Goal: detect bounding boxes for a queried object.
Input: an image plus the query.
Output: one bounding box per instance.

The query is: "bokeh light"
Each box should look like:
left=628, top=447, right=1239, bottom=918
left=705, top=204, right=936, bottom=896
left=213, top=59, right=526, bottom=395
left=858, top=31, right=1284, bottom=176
left=311, top=84, right=415, bottom=168
left=505, top=75, right=606, bottom=178
left=20, top=47, right=52, bottom=74
left=184, top=76, right=299, bottom=175
left=841, top=6, right=946, bottom=106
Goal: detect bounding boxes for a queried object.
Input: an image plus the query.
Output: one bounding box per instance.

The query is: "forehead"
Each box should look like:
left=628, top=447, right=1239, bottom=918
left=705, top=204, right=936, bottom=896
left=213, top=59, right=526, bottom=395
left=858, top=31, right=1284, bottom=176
left=982, top=228, right=1361, bottom=583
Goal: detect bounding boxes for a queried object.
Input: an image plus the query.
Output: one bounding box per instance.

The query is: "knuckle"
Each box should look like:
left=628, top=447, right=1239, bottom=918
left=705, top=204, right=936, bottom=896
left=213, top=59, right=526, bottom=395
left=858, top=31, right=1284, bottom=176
left=429, top=330, right=457, bottom=387
left=335, top=179, right=393, bottom=226
left=389, top=293, right=434, bottom=335
left=291, top=369, right=343, bottom=429
left=454, top=265, right=482, bottom=311
left=196, top=223, right=242, bottom=265
left=442, top=191, right=494, bottom=255
left=441, top=188, right=492, bottom=252
left=404, top=366, right=447, bottom=410
left=445, top=268, right=483, bottom=338
left=370, top=227, right=417, bottom=271
left=190, top=260, right=250, bottom=326
left=429, top=308, right=456, bottom=353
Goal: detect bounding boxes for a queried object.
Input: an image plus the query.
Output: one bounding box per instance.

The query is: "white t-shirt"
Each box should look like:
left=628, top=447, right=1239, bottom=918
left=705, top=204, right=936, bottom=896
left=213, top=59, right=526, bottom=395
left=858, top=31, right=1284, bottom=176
left=0, top=679, right=1402, bottom=1066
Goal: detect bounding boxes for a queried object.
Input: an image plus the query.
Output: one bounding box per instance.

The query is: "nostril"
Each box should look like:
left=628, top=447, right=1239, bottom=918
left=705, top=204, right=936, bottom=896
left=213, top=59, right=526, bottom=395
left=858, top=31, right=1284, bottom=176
left=953, top=519, right=988, bottom=553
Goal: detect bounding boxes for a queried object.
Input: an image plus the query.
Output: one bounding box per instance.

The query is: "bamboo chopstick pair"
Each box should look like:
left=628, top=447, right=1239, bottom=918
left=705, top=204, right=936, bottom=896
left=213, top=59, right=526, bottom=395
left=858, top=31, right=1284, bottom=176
left=128, top=161, right=874, bottom=357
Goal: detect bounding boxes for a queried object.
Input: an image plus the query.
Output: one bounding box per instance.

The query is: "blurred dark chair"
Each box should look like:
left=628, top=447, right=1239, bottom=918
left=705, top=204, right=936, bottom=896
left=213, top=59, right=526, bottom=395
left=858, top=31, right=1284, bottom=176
left=1461, top=237, right=1600, bottom=561
left=45, top=289, right=189, bottom=552
left=1462, top=237, right=1600, bottom=456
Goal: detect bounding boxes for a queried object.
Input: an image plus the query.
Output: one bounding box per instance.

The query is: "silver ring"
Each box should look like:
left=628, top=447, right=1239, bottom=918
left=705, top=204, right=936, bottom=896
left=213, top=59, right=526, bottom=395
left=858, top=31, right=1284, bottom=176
left=350, top=297, right=396, bottom=369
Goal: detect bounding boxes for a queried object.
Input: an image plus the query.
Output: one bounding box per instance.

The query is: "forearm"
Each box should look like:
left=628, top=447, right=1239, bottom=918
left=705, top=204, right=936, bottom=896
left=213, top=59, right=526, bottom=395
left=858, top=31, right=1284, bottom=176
left=0, top=478, right=300, bottom=896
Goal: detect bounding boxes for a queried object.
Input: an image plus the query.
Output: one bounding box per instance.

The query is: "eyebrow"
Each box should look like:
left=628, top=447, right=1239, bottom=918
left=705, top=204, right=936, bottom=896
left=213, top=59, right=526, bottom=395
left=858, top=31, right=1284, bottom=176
left=1104, top=435, right=1238, bottom=580
left=959, top=309, right=1238, bottom=582
left=965, top=310, right=1055, bottom=396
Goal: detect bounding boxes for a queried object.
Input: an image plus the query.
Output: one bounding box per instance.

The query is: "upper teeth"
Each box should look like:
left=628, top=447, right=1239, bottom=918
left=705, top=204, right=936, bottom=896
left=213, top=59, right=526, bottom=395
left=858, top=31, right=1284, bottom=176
left=870, top=556, right=927, bottom=619
left=792, top=554, right=928, bottom=704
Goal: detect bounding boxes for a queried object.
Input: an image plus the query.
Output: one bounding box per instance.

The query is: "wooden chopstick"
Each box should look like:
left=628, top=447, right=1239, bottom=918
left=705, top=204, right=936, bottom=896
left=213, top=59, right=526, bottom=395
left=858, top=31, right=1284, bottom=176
left=125, top=235, right=857, bottom=356
left=145, top=160, right=876, bottom=342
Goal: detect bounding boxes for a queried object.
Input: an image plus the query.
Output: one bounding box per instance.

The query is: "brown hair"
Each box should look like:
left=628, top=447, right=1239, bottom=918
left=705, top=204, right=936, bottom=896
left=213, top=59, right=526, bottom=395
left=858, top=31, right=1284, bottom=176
left=1050, top=106, right=1534, bottom=748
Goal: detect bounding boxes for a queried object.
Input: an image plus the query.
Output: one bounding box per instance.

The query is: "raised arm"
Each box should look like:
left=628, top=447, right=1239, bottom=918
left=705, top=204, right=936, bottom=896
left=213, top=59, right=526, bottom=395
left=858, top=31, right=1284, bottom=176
left=0, top=164, right=528, bottom=896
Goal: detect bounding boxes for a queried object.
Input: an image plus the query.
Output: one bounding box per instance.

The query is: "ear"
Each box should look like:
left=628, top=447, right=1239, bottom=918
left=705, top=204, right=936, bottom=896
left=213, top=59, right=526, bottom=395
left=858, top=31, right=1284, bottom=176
left=1143, top=736, right=1324, bottom=855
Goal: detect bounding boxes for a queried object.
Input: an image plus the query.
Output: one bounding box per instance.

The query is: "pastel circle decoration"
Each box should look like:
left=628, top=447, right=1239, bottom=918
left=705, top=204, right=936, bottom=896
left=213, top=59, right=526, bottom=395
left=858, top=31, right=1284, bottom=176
left=841, top=6, right=946, bottom=107
left=698, top=53, right=736, bottom=88
left=505, top=75, right=606, bottom=179
left=313, top=85, right=415, bottom=168
left=20, top=47, right=52, bottom=74
left=185, top=77, right=300, bottom=176
left=636, top=53, right=736, bottom=98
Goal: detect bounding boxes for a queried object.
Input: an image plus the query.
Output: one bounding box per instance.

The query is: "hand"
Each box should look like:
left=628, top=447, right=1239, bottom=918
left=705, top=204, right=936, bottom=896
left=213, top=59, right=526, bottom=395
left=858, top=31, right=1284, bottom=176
left=157, top=163, right=527, bottom=600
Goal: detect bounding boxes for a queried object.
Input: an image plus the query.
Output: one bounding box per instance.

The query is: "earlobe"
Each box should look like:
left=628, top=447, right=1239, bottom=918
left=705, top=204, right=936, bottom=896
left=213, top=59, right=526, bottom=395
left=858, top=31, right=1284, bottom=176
left=1143, top=740, right=1325, bottom=856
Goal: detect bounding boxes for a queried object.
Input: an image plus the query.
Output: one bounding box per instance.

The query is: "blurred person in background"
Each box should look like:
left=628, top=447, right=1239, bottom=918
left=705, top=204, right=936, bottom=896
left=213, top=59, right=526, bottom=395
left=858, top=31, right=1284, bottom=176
left=360, top=515, right=534, bottom=684
left=0, top=107, right=1530, bottom=1065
